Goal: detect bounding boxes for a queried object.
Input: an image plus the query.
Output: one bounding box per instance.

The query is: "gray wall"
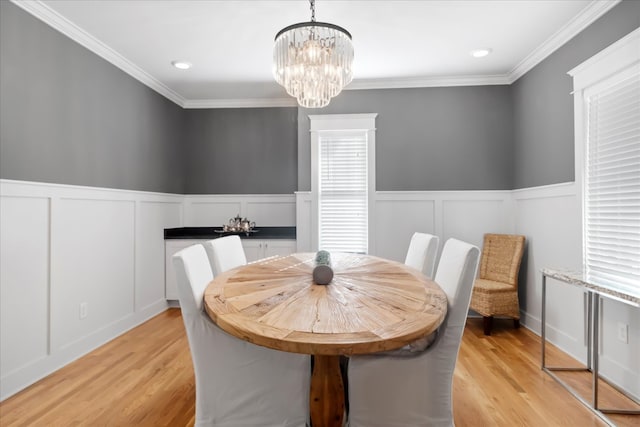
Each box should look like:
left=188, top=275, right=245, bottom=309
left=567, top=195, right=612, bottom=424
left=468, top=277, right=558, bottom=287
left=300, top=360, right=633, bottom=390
left=0, top=1, right=185, bottom=194
left=297, top=86, right=513, bottom=191
left=511, top=0, right=640, bottom=189
left=184, top=108, right=297, bottom=194
left=3, top=0, right=637, bottom=195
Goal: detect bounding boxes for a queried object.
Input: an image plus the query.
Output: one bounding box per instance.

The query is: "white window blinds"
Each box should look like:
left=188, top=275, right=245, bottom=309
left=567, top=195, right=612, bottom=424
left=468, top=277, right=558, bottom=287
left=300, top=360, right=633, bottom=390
left=584, top=71, right=640, bottom=290
left=318, top=131, right=368, bottom=253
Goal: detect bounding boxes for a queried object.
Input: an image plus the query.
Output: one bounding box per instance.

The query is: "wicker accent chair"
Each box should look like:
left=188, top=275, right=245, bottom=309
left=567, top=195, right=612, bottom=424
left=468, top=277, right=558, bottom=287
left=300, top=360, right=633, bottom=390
left=470, top=233, right=526, bottom=335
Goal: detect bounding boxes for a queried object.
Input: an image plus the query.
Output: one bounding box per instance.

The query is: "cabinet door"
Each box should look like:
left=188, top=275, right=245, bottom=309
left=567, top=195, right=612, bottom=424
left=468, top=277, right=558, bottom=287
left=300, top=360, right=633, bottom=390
left=241, top=240, right=264, bottom=263
left=263, top=240, right=297, bottom=258
left=165, top=240, right=201, bottom=300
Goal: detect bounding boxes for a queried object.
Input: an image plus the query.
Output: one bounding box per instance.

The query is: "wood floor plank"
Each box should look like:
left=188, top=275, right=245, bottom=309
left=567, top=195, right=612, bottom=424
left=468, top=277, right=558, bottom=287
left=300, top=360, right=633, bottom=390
left=1, top=310, right=637, bottom=426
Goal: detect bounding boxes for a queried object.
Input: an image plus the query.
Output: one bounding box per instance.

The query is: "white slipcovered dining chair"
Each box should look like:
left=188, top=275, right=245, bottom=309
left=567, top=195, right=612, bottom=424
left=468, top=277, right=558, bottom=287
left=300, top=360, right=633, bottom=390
left=203, top=235, right=247, bottom=276
left=173, top=244, right=310, bottom=427
left=347, top=238, right=480, bottom=427
left=404, top=232, right=440, bottom=278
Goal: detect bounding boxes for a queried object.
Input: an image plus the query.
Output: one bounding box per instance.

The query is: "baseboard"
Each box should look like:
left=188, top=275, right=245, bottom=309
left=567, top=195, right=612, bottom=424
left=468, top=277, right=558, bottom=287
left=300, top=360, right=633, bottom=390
left=1, top=301, right=168, bottom=401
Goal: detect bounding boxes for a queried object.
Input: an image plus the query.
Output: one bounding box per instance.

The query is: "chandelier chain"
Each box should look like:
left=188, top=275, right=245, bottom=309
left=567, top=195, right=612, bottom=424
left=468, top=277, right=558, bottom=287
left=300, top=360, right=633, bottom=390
left=310, top=0, right=316, bottom=22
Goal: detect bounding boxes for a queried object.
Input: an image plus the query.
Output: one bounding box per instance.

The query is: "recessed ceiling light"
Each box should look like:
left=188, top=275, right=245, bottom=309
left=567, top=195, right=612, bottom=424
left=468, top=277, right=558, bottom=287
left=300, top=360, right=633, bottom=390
left=470, top=48, right=492, bottom=58
left=171, top=61, right=192, bottom=70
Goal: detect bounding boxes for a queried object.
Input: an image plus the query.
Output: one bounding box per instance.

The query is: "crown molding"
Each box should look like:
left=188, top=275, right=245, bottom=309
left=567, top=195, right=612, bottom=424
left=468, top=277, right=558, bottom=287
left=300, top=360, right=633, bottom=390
left=346, top=74, right=510, bottom=90
left=12, top=0, right=621, bottom=108
left=507, top=0, right=621, bottom=83
left=11, top=0, right=186, bottom=107
left=183, top=98, right=298, bottom=109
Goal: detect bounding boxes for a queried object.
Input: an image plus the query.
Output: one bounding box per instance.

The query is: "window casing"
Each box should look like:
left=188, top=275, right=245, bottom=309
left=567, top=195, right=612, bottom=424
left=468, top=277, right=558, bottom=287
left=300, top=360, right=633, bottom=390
left=310, top=114, right=377, bottom=254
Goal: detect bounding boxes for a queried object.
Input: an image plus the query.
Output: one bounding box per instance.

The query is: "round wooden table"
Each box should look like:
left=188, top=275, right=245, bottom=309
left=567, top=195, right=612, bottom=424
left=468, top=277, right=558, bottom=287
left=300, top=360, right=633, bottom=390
left=204, top=252, right=448, bottom=427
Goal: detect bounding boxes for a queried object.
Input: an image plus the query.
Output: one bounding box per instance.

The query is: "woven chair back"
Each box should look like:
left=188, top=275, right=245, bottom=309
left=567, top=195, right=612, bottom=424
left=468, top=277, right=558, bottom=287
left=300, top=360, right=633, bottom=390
left=479, top=234, right=526, bottom=286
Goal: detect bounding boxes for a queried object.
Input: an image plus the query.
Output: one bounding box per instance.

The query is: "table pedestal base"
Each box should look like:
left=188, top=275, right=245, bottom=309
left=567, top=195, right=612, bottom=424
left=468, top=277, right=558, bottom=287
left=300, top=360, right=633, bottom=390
left=310, top=355, right=344, bottom=427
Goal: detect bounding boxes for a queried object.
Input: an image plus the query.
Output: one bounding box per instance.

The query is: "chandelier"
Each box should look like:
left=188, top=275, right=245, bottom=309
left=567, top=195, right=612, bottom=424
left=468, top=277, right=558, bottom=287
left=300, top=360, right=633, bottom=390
left=273, top=0, right=354, bottom=108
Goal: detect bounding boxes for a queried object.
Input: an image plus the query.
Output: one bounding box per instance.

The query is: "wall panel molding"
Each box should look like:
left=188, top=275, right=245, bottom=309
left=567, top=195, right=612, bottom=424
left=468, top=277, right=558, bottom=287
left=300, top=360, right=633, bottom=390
left=0, top=179, right=182, bottom=400
left=184, top=194, right=296, bottom=227
left=513, top=181, right=639, bottom=400
left=298, top=189, right=513, bottom=261
left=3, top=180, right=636, bottom=401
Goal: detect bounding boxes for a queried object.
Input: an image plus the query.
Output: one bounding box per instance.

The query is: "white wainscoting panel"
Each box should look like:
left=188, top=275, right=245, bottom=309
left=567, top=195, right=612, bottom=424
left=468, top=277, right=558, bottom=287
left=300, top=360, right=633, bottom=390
left=298, top=184, right=636, bottom=399
left=374, top=191, right=512, bottom=263
left=3, top=180, right=637, bottom=402
left=246, top=197, right=296, bottom=226
left=52, top=198, right=135, bottom=351
left=512, top=183, right=584, bottom=359
left=441, top=198, right=512, bottom=248
left=295, top=192, right=312, bottom=252
left=184, top=194, right=295, bottom=227
left=136, top=201, right=183, bottom=311
left=0, top=196, right=50, bottom=381
left=600, top=299, right=640, bottom=398
left=0, top=180, right=182, bottom=400
left=184, top=199, right=242, bottom=227
left=513, top=182, right=639, bottom=399
left=375, top=195, right=436, bottom=263
left=299, top=190, right=512, bottom=263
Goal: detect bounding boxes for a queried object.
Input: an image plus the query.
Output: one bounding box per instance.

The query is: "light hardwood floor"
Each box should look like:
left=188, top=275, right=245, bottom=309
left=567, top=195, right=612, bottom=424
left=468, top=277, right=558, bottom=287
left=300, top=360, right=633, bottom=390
left=1, top=309, right=638, bottom=426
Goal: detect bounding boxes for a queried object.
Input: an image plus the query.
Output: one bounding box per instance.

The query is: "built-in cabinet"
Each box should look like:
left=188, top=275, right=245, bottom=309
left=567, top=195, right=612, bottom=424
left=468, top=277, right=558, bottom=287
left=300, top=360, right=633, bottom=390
left=164, top=238, right=296, bottom=300
left=241, top=239, right=297, bottom=263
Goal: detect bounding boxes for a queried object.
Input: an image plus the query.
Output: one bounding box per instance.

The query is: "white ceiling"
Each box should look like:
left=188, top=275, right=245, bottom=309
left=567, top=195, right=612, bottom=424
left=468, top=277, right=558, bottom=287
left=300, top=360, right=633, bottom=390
left=15, top=0, right=619, bottom=107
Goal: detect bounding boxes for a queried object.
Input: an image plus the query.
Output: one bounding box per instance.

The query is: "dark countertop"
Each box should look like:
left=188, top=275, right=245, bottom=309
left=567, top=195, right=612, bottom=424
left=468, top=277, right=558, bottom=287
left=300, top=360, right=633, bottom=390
left=164, top=226, right=296, bottom=240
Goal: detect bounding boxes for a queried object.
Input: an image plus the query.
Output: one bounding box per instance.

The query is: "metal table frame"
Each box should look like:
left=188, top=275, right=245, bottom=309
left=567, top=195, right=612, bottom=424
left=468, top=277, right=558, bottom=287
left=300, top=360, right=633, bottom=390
left=541, top=270, right=640, bottom=426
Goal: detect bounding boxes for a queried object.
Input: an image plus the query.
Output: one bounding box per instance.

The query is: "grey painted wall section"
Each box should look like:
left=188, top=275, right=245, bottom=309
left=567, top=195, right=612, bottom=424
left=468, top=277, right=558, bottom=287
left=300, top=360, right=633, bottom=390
left=297, top=86, right=513, bottom=191
left=184, top=108, right=297, bottom=194
left=2, top=0, right=636, bottom=195
left=511, top=0, right=640, bottom=189
left=0, top=2, right=185, bottom=193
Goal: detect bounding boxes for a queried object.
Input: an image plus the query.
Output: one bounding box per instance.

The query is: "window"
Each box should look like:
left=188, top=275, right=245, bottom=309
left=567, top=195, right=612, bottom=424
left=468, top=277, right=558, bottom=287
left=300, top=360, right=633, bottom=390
left=570, top=28, right=640, bottom=292
left=310, top=114, right=377, bottom=253
left=584, top=73, right=640, bottom=290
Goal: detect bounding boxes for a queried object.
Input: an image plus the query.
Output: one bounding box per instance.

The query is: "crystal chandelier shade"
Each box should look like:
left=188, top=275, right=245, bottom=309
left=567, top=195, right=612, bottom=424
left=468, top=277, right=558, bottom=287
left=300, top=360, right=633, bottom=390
left=273, top=2, right=353, bottom=108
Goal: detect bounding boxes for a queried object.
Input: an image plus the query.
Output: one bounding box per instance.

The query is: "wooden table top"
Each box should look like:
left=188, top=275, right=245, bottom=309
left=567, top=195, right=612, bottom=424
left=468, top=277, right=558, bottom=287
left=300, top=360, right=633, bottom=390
left=204, top=252, right=448, bottom=356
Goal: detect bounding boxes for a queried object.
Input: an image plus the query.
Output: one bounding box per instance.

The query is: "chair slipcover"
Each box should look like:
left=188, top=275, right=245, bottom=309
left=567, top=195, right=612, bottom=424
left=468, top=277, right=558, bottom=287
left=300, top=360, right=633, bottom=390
left=404, top=232, right=440, bottom=278
left=377, top=233, right=440, bottom=357
left=203, top=235, right=247, bottom=276
left=173, top=244, right=310, bottom=427
left=347, top=238, right=480, bottom=427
